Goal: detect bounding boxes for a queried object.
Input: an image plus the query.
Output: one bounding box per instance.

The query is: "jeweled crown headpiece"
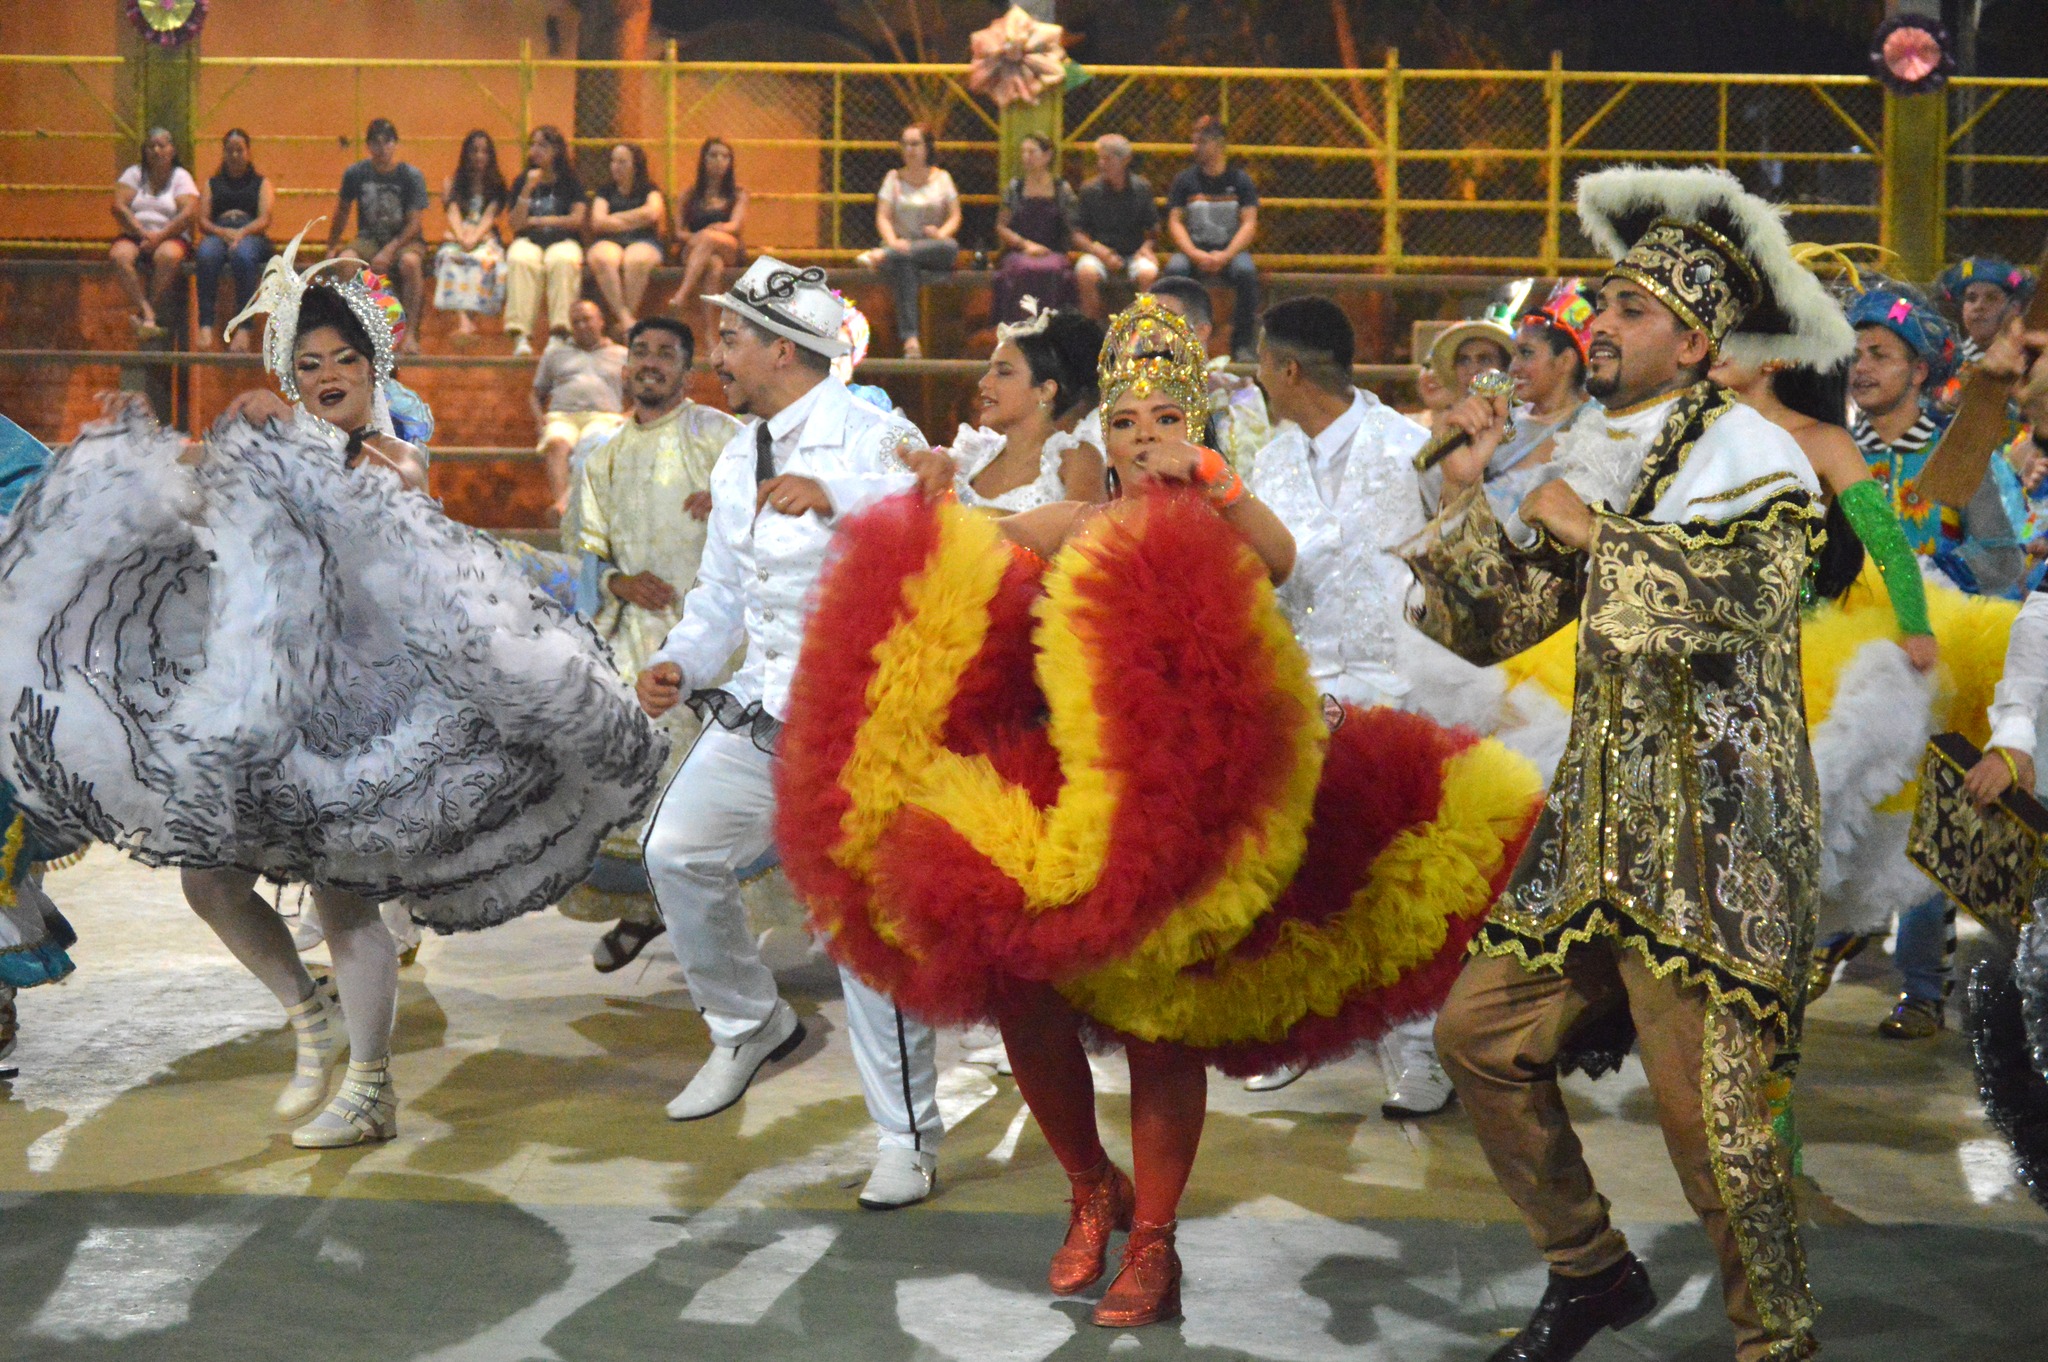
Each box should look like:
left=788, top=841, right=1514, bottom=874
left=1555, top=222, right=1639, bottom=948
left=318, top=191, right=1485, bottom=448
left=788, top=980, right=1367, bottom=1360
left=223, top=220, right=403, bottom=400
left=1099, top=296, right=1209, bottom=438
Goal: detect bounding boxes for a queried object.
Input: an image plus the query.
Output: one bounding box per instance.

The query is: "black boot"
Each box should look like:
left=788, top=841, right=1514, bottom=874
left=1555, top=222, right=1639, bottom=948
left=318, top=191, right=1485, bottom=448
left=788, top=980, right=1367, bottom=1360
left=1486, top=1254, right=1656, bottom=1361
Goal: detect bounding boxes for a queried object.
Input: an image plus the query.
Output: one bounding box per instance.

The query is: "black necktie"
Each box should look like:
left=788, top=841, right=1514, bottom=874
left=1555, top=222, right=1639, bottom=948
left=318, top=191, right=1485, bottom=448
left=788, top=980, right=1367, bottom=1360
left=755, top=420, right=775, bottom=485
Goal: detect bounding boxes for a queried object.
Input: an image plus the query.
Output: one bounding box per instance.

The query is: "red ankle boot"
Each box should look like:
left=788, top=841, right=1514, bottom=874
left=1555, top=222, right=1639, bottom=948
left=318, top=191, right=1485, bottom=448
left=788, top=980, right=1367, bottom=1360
left=1090, top=1219, right=1181, bottom=1328
left=1049, top=1159, right=1134, bottom=1294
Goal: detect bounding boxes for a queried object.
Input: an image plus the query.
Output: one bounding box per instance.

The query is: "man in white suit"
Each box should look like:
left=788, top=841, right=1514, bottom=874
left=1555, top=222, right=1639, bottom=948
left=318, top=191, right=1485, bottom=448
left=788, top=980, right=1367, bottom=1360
left=636, top=257, right=943, bottom=1209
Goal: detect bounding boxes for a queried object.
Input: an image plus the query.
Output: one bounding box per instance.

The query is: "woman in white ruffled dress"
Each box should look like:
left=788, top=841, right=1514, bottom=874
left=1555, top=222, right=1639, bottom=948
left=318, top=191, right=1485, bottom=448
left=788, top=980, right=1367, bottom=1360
left=0, top=234, right=664, bottom=1147
left=948, top=309, right=1107, bottom=512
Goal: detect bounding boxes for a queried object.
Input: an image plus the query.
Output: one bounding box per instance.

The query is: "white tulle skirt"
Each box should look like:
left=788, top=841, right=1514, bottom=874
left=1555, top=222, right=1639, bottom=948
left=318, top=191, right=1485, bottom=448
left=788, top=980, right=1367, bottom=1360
left=0, top=412, right=668, bottom=931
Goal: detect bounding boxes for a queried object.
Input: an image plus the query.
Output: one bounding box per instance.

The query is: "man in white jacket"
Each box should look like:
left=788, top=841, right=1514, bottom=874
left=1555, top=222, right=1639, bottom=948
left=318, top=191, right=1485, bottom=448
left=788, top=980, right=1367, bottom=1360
left=636, top=257, right=944, bottom=1209
left=1244, top=295, right=1456, bottom=1117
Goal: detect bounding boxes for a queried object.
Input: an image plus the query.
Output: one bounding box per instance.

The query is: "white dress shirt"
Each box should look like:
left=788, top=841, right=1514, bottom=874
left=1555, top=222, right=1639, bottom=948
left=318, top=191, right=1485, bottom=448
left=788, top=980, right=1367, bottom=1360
left=1251, top=387, right=1430, bottom=703
left=1990, top=591, right=2048, bottom=759
left=650, top=376, right=925, bottom=719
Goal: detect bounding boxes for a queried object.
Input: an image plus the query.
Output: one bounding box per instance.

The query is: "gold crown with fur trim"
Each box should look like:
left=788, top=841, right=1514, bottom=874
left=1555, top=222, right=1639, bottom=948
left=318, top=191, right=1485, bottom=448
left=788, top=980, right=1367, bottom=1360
left=1575, top=166, right=1855, bottom=370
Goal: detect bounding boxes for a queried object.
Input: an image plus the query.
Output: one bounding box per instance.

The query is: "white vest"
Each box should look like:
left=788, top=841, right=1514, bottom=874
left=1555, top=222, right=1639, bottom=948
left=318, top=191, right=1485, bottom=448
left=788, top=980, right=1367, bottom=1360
left=653, top=378, right=925, bottom=719
left=1251, top=392, right=1430, bottom=703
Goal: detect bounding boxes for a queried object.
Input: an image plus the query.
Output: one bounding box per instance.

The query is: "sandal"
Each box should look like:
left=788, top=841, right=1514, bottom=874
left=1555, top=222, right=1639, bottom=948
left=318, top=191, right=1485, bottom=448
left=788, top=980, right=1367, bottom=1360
left=593, top=919, right=667, bottom=974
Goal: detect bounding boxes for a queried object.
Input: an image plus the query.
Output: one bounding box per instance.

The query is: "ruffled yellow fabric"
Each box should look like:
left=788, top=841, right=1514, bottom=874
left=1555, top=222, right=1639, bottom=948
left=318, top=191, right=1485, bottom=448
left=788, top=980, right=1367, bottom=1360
left=1037, top=524, right=1327, bottom=978
left=1497, top=561, right=2017, bottom=744
left=1058, top=737, right=1541, bottom=1046
left=832, top=504, right=1008, bottom=949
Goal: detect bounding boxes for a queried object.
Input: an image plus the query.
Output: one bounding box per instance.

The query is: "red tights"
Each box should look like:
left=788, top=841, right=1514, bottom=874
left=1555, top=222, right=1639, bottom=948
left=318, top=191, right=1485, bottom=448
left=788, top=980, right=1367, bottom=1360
left=996, top=984, right=1208, bottom=1225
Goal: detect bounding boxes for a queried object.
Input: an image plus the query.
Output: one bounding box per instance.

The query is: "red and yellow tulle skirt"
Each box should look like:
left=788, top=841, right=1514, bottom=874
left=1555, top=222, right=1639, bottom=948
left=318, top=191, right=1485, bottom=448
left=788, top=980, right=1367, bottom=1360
left=776, top=491, right=1543, bottom=1076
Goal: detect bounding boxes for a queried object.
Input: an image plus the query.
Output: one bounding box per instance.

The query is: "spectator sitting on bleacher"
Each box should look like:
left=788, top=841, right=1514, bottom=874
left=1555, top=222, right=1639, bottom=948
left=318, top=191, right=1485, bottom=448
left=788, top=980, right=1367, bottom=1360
left=1147, top=275, right=1272, bottom=475
left=855, top=123, right=961, bottom=359
left=435, top=129, right=509, bottom=345
left=1072, top=134, right=1159, bottom=321
left=534, top=299, right=628, bottom=521
left=664, top=138, right=748, bottom=336
left=194, top=129, right=273, bottom=353
left=330, top=118, right=429, bottom=355
left=506, top=125, right=588, bottom=359
left=110, top=127, right=198, bottom=343
left=1163, top=116, right=1261, bottom=362
left=587, top=143, right=667, bottom=339
left=993, top=134, right=1079, bottom=324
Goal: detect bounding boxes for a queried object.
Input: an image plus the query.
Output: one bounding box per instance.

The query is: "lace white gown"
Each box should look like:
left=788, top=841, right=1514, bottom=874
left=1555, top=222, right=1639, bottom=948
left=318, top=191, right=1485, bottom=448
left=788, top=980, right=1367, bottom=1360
left=0, top=411, right=667, bottom=930
left=951, top=417, right=1100, bottom=512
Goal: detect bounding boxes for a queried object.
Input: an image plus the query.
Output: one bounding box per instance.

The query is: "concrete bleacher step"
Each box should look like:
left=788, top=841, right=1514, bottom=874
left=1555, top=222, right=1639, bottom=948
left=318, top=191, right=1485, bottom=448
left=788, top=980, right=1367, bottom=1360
left=2, top=258, right=1501, bottom=529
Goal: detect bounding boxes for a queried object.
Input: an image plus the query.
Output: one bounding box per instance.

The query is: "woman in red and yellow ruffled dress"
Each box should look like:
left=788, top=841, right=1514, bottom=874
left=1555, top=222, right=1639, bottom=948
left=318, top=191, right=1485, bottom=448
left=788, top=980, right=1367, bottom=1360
left=775, top=298, right=1544, bottom=1327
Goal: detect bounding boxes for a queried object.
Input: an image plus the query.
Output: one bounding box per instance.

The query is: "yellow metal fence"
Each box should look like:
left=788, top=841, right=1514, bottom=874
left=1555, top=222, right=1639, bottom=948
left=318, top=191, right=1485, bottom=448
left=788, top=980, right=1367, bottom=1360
left=1, top=51, right=2041, bottom=273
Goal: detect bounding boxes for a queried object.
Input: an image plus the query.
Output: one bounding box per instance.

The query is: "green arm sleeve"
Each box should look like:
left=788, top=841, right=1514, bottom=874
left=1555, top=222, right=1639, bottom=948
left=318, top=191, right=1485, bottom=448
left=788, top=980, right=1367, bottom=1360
left=1836, top=477, right=1933, bottom=637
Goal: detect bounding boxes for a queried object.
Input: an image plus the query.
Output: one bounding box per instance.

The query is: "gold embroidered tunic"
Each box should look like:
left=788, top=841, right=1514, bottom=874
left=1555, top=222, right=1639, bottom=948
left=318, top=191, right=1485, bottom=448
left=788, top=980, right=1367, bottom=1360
left=570, top=400, right=740, bottom=869
left=573, top=401, right=741, bottom=675
left=1406, top=384, right=1826, bottom=1039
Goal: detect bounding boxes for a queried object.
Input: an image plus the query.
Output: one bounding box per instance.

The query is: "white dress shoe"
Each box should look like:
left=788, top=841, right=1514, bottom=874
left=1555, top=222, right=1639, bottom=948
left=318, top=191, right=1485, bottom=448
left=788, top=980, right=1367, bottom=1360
left=666, top=1000, right=804, bottom=1121
left=1243, top=1062, right=1304, bottom=1092
left=288, top=910, right=325, bottom=953
left=1380, top=1044, right=1455, bottom=1119
left=858, top=1145, right=938, bottom=1210
left=963, top=1040, right=1012, bottom=1075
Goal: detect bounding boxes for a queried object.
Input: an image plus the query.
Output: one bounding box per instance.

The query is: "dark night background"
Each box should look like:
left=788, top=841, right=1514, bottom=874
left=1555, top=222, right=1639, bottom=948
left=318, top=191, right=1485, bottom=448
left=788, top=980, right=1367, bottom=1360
left=646, top=1, right=2046, bottom=75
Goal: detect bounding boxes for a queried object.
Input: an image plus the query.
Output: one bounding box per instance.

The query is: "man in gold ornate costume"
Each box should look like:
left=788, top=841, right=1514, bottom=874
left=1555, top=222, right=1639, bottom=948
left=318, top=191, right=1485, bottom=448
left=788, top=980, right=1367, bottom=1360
left=558, top=317, right=740, bottom=968
left=1407, top=167, right=1855, bottom=1362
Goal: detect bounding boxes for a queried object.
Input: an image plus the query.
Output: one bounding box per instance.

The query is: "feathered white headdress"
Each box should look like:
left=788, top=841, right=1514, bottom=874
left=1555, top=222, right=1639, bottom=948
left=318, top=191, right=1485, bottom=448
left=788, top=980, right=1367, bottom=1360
left=223, top=220, right=404, bottom=399
left=1575, top=165, right=1855, bottom=371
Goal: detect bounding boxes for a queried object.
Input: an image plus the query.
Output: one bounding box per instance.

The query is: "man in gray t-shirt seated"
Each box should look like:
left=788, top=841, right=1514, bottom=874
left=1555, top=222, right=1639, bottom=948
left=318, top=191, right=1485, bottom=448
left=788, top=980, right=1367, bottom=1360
left=329, top=117, right=431, bottom=353
left=533, top=300, right=629, bottom=520
left=1163, top=116, right=1262, bottom=363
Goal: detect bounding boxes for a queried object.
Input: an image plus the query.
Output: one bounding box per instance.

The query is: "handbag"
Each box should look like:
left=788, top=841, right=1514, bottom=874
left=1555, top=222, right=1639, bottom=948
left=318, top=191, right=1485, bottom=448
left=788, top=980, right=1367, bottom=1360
left=1906, top=732, right=2048, bottom=932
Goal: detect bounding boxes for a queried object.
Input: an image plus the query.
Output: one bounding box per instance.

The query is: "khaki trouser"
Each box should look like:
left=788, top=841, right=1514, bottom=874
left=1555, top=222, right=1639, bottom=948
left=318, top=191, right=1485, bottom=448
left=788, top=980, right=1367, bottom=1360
left=505, top=237, right=584, bottom=339
left=1437, top=939, right=1818, bottom=1362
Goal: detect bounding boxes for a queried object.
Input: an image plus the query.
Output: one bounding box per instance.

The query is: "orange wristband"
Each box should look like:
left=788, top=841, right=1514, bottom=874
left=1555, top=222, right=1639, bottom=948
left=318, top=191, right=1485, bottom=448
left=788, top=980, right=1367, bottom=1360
left=1194, top=447, right=1246, bottom=507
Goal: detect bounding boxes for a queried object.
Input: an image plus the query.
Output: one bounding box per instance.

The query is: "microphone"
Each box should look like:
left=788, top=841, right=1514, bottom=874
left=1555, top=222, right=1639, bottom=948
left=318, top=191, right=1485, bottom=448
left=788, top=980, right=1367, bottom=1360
left=1413, top=369, right=1518, bottom=473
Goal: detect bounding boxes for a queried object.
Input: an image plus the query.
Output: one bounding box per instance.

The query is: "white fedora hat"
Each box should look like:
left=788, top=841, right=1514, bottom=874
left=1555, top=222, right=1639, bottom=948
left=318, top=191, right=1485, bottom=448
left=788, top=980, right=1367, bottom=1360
left=705, top=256, right=850, bottom=359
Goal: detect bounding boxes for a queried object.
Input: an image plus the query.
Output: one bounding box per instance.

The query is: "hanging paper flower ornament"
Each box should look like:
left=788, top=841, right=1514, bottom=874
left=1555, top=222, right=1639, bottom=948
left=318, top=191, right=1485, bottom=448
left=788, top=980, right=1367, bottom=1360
left=1869, top=14, right=1953, bottom=96
left=968, top=5, right=1066, bottom=110
left=125, top=0, right=207, bottom=48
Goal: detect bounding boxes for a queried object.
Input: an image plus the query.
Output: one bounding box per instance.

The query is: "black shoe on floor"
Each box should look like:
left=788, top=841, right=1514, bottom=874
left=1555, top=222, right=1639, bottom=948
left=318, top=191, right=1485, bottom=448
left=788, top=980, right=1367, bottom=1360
left=1486, top=1254, right=1657, bottom=1361
left=592, top=919, right=667, bottom=974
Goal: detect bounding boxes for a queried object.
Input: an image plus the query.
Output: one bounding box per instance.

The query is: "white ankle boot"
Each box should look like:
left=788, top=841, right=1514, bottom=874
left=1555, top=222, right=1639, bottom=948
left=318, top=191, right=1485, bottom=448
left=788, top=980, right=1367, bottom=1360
left=275, top=970, right=345, bottom=1121
left=292, top=1057, right=397, bottom=1148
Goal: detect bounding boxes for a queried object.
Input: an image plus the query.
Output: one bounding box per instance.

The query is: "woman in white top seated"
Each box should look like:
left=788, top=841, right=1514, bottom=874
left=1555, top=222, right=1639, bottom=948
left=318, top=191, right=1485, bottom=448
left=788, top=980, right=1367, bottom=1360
left=948, top=308, right=1107, bottom=512
left=854, top=123, right=961, bottom=359
left=110, top=127, right=200, bottom=341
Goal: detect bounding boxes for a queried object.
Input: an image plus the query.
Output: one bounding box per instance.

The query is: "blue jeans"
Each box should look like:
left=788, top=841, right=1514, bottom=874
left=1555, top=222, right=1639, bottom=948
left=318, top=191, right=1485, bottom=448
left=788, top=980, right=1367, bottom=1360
left=1894, top=891, right=1955, bottom=1004
left=194, top=233, right=272, bottom=329
left=1163, top=249, right=1262, bottom=356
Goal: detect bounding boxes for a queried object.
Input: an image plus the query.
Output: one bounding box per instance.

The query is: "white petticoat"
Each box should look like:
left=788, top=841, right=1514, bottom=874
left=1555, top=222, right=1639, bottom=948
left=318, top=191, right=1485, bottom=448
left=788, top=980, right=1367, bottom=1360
left=0, top=412, right=668, bottom=931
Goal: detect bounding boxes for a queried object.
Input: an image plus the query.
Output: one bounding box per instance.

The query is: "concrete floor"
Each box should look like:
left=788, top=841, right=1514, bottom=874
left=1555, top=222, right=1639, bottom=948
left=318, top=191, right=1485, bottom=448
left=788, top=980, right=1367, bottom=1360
left=3, top=848, right=2044, bottom=1361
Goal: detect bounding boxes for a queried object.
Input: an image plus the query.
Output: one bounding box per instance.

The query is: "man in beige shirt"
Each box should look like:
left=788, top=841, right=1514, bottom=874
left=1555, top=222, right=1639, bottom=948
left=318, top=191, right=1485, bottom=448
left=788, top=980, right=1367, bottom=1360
left=558, top=317, right=739, bottom=967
